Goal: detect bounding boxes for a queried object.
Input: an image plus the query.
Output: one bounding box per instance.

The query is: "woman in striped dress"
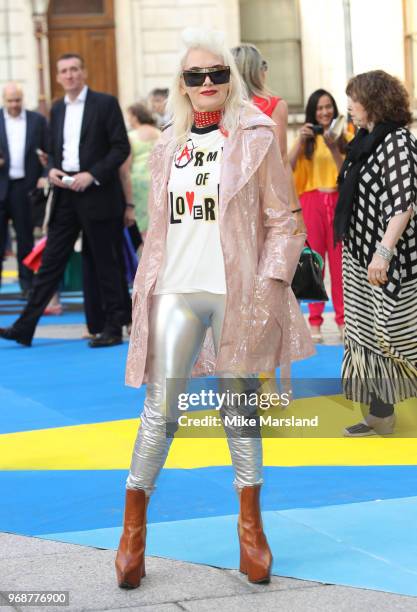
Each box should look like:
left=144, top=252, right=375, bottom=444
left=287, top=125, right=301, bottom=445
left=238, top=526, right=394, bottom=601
left=334, top=70, right=417, bottom=436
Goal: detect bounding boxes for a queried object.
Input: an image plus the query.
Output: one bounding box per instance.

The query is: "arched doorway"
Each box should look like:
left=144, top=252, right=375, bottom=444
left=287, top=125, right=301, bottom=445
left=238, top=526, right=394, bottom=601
left=48, top=0, right=118, bottom=101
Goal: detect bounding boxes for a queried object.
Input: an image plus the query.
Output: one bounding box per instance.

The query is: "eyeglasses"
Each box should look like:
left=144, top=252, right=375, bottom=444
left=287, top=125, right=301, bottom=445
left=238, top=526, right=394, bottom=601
left=182, top=66, right=231, bottom=87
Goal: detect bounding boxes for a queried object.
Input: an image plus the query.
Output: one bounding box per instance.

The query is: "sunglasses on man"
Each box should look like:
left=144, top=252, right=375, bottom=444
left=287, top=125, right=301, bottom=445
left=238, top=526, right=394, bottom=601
left=182, top=66, right=231, bottom=87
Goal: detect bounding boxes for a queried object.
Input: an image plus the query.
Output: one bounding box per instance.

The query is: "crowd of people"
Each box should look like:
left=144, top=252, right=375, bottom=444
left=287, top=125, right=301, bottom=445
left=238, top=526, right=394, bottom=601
left=0, top=26, right=416, bottom=591
left=0, top=60, right=169, bottom=346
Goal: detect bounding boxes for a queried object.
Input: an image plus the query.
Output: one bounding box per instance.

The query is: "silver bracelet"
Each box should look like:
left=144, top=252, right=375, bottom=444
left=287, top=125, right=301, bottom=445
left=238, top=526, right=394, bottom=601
left=375, top=242, right=394, bottom=262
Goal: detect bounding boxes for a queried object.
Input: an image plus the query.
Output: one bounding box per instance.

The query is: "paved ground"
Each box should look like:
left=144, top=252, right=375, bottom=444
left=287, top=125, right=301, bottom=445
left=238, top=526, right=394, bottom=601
left=1, top=533, right=417, bottom=612
left=2, top=255, right=417, bottom=611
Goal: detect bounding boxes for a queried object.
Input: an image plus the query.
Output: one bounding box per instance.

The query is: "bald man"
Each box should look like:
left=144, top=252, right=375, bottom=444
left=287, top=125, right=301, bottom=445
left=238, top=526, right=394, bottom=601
left=0, top=83, right=48, bottom=297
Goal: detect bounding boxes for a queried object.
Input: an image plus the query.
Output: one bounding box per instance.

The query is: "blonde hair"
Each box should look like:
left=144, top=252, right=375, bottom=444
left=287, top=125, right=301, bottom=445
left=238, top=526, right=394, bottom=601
left=231, top=43, right=270, bottom=100
left=167, top=28, right=248, bottom=144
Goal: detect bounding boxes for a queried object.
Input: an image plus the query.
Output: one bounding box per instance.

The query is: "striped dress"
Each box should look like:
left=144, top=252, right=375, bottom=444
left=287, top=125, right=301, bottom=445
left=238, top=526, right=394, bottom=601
left=342, top=127, right=417, bottom=404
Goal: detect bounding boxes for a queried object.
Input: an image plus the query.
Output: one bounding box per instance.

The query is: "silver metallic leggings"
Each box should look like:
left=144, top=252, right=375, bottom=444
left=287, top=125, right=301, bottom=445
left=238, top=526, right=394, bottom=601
left=127, top=292, right=263, bottom=495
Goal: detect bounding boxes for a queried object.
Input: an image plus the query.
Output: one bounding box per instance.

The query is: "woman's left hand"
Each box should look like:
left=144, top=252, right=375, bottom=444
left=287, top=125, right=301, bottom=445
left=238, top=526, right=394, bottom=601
left=368, top=253, right=389, bottom=286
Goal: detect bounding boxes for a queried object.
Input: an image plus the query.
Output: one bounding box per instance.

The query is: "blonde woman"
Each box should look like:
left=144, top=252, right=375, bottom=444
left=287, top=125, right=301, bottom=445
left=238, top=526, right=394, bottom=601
left=232, top=43, right=305, bottom=235
left=116, top=28, right=314, bottom=589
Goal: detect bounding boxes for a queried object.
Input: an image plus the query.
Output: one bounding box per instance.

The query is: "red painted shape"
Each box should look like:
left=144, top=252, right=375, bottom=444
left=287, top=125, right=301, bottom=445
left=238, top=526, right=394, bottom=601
left=186, top=191, right=195, bottom=214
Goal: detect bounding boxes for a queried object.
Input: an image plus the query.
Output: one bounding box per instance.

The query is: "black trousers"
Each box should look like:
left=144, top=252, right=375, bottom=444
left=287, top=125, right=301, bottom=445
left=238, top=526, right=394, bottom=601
left=82, top=218, right=132, bottom=335
left=13, top=189, right=126, bottom=340
left=369, top=395, right=395, bottom=417
left=0, top=179, right=34, bottom=291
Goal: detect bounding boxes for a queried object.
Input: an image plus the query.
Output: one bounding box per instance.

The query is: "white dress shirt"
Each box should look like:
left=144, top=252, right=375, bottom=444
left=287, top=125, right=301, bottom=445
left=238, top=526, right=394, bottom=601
left=62, top=85, right=88, bottom=172
left=4, top=109, right=26, bottom=179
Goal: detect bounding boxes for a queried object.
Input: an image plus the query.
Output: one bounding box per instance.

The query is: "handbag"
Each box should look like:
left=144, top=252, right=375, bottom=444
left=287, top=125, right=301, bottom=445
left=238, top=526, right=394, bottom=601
left=22, top=236, right=47, bottom=273
left=291, top=241, right=329, bottom=302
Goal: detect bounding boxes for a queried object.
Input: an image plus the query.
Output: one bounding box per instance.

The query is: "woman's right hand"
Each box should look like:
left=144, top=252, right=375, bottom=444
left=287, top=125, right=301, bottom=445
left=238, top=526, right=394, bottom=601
left=298, top=123, right=315, bottom=142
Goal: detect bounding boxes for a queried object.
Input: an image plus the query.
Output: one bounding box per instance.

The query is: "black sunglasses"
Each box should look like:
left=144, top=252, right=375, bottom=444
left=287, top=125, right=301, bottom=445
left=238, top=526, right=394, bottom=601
left=182, top=66, right=231, bottom=87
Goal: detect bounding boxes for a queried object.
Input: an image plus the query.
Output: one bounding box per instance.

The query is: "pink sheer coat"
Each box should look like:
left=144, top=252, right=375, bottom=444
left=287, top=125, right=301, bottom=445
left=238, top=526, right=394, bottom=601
left=125, top=104, right=314, bottom=387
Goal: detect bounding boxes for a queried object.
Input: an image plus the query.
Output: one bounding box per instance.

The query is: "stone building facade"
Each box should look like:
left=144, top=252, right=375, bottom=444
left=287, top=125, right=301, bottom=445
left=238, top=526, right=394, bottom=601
left=0, top=0, right=416, bottom=134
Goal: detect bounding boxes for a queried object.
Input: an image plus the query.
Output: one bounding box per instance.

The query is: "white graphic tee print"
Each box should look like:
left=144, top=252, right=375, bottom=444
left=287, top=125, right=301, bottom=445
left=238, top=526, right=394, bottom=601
left=154, top=127, right=227, bottom=294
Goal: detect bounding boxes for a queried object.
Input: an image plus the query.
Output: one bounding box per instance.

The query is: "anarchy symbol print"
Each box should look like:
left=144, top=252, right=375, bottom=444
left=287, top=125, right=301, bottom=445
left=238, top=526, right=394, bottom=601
left=174, top=138, right=196, bottom=168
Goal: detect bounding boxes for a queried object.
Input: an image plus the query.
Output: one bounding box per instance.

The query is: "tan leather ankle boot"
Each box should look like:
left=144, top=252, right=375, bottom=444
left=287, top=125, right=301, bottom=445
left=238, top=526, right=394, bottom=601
left=238, top=485, right=272, bottom=583
left=115, top=488, right=147, bottom=589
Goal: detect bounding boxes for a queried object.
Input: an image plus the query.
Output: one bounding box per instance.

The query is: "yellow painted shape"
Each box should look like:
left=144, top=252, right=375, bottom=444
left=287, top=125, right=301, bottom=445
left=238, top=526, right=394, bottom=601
left=1, top=395, right=417, bottom=470
left=2, top=270, right=17, bottom=279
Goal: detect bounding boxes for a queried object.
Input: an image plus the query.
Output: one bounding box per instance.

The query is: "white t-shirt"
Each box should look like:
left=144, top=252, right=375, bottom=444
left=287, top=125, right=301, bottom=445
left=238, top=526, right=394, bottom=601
left=154, top=126, right=227, bottom=295
left=4, top=110, right=26, bottom=179
left=62, top=85, right=88, bottom=172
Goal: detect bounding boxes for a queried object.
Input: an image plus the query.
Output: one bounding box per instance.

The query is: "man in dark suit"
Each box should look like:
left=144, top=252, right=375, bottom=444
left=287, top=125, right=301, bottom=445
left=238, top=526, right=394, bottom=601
left=0, top=53, right=130, bottom=348
left=0, top=83, right=48, bottom=296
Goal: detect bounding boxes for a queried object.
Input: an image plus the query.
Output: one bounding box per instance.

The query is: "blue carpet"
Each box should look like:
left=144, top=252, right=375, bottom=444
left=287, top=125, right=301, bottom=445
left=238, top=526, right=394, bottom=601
left=0, top=341, right=342, bottom=434
left=0, top=310, right=86, bottom=327
left=1, top=466, right=416, bottom=535
left=0, top=283, right=84, bottom=298
left=0, top=340, right=140, bottom=434
left=0, top=298, right=83, bottom=306
left=37, top=497, right=417, bottom=597
left=0, top=282, right=20, bottom=294
left=4, top=285, right=416, bottom=596
left=0, top=291, right=85, bottom=326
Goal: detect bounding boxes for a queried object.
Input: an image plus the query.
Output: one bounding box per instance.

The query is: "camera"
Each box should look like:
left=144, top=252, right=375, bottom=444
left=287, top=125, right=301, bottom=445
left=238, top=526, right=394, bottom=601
left=312, top=124, right=324, bottom=135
